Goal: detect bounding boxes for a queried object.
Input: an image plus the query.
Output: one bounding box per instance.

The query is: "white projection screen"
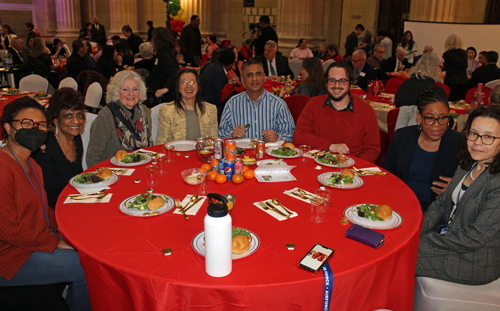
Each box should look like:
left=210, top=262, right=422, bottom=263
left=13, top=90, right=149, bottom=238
left=404, top=21, right=500, bottom=58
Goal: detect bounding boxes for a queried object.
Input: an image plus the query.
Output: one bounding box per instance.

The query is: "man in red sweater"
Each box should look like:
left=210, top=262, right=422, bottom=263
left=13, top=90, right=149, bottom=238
left=293, top=62, right=380, bottom=163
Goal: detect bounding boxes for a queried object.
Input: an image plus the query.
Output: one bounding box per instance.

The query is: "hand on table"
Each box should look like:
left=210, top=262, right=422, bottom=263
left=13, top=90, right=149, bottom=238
left=262, top=129, right=278, bottom=142
left=432, top=176, right=452, bottom=195
left=57, top=239, right=74, bottom=250
left=396, top=65, right=405, bottom=72
left=232, top=125, right=246, bottom=138
left=155, top=88, right=169, bottom=98
left=329, top=143, right=350, bottom=155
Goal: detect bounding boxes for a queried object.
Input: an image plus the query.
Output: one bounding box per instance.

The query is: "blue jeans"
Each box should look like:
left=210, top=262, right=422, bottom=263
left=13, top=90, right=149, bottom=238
left=0, top=249, right=90, bottom=311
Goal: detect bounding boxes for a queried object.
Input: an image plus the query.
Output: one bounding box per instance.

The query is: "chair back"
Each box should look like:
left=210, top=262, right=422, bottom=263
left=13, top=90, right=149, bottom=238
left=387, top=107, right=400, bottom=143
left=151, top=102, right=168, bottom=144
left=384, top=78, right=404, bottom=94
left=19, top=74, right=49, bottom=93
left=436, top=82, right=450, bottom=98
left=58, top=77, right=78, bottom=90
left=76, top=70, right=108, bottom=107
left=322, top=59, right=335, bottom=72
left=283, top=94, right=311, bottom=124
left=485, top=79, right=500, bottom=90
left=288, top=59, right=303, bottom=79
left=82, top=111, right=98, bottom=170
left=85, top=82, right=103, bottom=108
left=465, top=86, right=492, bottom=106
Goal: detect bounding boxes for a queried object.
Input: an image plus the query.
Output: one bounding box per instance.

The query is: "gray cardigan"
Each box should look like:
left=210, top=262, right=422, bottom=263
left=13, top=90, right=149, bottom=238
left=418, top=165, right=500, bottom=285
left=86, top=102, right=152, bottom=168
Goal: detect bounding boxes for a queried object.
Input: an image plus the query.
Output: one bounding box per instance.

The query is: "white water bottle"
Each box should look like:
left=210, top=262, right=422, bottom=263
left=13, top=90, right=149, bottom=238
left=204, top=193, right=232, bottom=277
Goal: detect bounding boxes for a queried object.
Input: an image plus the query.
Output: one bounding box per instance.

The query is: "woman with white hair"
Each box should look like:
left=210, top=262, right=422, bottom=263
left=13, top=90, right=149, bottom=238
left=395, top=52, right=446, bottom=108
left=442, top=33, right=468, bottom=101
left=86, top=71, right=153, bottom=167
left=134, top=42, right=154, bottom=72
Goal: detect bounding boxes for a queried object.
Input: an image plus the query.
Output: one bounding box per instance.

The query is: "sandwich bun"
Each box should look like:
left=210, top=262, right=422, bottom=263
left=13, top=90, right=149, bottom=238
left=232, top=235, right=250, bottom=254
left=376, top=204, right=392, bottom=220
left=148, top=197, right=164, bottom=210
left=37, top=90, right=46, bottom=95
left=341, top=168, right=355, bottom=179
left=282, top=142, right=295, bottom=150
left=97, top=168, right=113, bottom=180
left=115, top=150, right=128, bottom=162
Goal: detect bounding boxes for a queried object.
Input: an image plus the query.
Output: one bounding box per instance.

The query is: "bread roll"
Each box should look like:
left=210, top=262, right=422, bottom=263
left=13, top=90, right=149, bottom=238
left=37, top=90, right=45, bottom=95
left=147, top=197, right=164, bottom=210
left=283, top=142, right=295, bottom=150
left=97, top=168, right=113, bottom=180
left=115, top=150, right=128, bottom=162
left=232, top=235, right=250, bottom=254
left=377, top=204, right=392, bottom=220
left=341, top=168, right=355, bottom=179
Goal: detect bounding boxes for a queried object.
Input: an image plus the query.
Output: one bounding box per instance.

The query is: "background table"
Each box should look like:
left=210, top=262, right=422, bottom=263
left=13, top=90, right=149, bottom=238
left=56, top=146, right=422, bottom=311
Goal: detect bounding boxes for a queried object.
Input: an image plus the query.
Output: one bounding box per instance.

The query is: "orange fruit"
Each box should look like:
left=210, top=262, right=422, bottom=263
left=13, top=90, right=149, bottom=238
left=199, top=168, right=207, bottom=173
left=207, top=171, right=217, bottom=181
left=243, top=169, right=255, bottom=179
left=243, top=165, right=249, bottom=172
left=215, top=174, right=227, bottom=184
left=201, top=163, right=211, bottom=171
left=232, top=173, right=244, bottom=184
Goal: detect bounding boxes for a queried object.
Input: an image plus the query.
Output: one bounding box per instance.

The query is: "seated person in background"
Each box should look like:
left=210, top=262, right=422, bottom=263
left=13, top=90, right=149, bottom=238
left=200, top=49, right=235, bottom=122
left=7, top=37, right=24, bottom=66
left=395, top=53, right=446, bottom=108
left=227, top=45, right=242, bottom=81
left=383, top=87, right=460, bottom=212
left=117, top=39, right=134, bottom=66
left=21, top=35, right=35, bottom=64
left=174, top=39, right=185, bottom=65
left=366, top=44, right=385, bottom=70
left=156, top=69, right=218, bottom=145
left=95, top=45, right=123, bottom=80
left=0, top=97, right=90, bottom=311
left=238, top=39, right=253, bottom=61
left=478, top=51, right=487, bottom=67
left=349, top=49, right=376, bottom=92
left=466, top=51, right=500, bottom=89
left=134, top=42, right=154, bottom=72
left=66, top=39, right=88, bottom=80
left=490, top=85, right=500, bottom=106
left=293, top=57, right=326, bottom=97
left=111, top=35, right=121, bottom=45
left=316, top=42, right=329, bottom=60
left=382, top=46, right=411, bottom=72
left=255, top=40, right=294, bottom=80
left=51, top=38, right=70, bottom=59
left=412, top=44, right=433, bottom=64
left=324, top=44, right=343, bottom=63
left=206, top=35, right=219, bottom=60
left=93, top=36, right=107, bottom=63
left=289, top=38, right=313, bottom=60
left=30, top=37, right=60, bottom=72
left=83, top=39, right=96, bottom=70
left=32, top=88, right=85, bottom=209
left=86, top=71, right=153, bottom=168
left=218, top=58, right=295, bottom=142
left=79, top=23, right=93, bottom=41
left=199, top=48, right=222, bottom=76
left=466, top=46, right=480, bottom=76
left=293, top=62, right=380, bottom=163
left=416, top=106, right=500, bottom=285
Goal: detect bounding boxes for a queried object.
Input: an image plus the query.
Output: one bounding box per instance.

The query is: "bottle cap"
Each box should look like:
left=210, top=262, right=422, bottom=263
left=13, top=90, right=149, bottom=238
left=207, top=193, right=228, bottom=217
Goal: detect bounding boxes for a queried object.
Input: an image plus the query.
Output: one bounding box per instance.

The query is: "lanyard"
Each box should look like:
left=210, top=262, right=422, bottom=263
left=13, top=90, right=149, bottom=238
left=7, top=146, right=53, bottom=234
left=322, top=262, right=333, bottom=311
left=448, top=163, right=478, bottom=225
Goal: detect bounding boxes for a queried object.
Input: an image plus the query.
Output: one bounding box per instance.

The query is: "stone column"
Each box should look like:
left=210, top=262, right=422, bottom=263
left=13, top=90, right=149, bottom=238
left=54, top=0, right=82, bottom=46
left=108, top=0, right=138, bottom=36
left=180, top=0, right=213, bottom=37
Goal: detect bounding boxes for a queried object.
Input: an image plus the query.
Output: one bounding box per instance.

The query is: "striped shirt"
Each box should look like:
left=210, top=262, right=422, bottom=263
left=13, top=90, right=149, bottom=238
left=218, top=90, right=295, bottom=142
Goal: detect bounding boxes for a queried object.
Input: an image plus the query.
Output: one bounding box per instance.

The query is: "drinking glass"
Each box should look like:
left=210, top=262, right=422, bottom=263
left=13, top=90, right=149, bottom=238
left=198, top=173, right=209, bottom=196
left=311, top=197, right=327, bottom=223
left=157, top=155, right=167, bottom=175
left=163, top=144, right=175, bottom=163
left=145, top=165, right=158, bottom=187
left=299, top=145, right=311, bottom=162
left=315, top=188, right=331, bottom=212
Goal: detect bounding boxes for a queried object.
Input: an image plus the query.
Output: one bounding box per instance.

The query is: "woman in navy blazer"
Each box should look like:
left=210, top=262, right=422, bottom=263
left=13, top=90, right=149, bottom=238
left=383, top=86, right=460, bottom=212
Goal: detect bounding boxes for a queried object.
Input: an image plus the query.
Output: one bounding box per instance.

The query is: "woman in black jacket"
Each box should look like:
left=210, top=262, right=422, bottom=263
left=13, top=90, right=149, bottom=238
left=95, top=45, right=123, bottom=80
left=442, top=34, right=468, bottom=101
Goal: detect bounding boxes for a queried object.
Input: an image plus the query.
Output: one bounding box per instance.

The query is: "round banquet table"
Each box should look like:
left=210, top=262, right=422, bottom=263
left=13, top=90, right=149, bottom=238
left=56, top=145, right=422, bottom=311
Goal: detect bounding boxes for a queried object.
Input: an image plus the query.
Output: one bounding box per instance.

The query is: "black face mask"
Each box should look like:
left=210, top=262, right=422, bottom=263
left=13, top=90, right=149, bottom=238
left=14, top=128, right=48, bottom=152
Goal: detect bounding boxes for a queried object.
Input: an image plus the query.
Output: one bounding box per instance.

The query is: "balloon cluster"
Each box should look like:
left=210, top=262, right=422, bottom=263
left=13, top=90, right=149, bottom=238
left=167, top=0, right=187, bottom=33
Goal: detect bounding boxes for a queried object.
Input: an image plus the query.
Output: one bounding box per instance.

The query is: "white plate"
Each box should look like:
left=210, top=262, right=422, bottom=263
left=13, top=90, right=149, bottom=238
left=167, top=140, right=197, bottom=151
left=118, top=193, right=175, bottom=217
left=70, top=173, right=119, bottom=188
left=234, top=138, right=254, bottom=149
left=192, top=228, right=260, bottom=260
left=257, top=159, right=287, bottom=166
left=265, top=147, right=303, bottom=158
left=344, top=204, right=403, bottom=229
left=110, top=153, right=152, bottom=167
left=317, top=171, right=364, bottom=189
left=314, top=155, right=355, bottom=167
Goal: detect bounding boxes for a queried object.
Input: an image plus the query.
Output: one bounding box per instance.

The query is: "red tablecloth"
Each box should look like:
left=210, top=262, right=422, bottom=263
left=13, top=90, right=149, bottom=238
left=56, top=146, right=422, bottom=311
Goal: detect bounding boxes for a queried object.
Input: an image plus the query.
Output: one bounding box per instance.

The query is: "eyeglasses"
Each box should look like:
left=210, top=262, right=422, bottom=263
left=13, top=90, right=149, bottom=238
left=423, top=116, right=450, bottom=125
left=181, top=80, right=197, bottom=86
left=327, top=78, right=349, bottom=86
left=351, top=58, right=364, bottom=63
left=11, top=118, right=51, bottom=133
left=466, top=131, right=500, bottom=145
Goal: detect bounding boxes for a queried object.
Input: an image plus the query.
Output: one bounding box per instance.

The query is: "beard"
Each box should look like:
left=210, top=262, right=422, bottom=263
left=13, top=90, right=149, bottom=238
left=328, top=86, right=349, bottom=102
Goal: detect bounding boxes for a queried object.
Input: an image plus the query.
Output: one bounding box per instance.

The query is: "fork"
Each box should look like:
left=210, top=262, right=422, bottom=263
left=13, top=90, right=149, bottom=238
left=258, top=201, right=289, bottom=219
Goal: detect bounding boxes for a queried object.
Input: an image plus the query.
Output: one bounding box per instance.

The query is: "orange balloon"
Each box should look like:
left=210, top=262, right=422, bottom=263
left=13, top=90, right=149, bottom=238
left=215, top=174, right=227, bottom=184
left=232, top=174, right=244, bottom=184
left=243, top=170, right=255, bottom=179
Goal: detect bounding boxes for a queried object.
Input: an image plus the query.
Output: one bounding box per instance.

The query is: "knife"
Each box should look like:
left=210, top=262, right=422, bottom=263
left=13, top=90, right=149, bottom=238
left=265, top=202, right=290, bottom=218
left=183, top=197, right=204, bottom=213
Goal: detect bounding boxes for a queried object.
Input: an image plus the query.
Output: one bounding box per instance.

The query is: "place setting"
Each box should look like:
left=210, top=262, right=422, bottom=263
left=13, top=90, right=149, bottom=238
left=253, top=198, right=298, bottom=221
left=64, top=168, right=118, bottom=203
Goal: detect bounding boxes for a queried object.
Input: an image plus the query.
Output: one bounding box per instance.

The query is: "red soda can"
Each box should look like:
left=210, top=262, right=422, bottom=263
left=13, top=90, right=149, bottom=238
left=210, top=157, right=219, bottom=172
left=225, top=139, right=236, bottom=161
left=256, top=141, right=265, bottom=160
left=196, top=138, right=205, bottom=152
left=235, top=159, right=243, bottom=174
left=214, top=138, right=224, bottom=160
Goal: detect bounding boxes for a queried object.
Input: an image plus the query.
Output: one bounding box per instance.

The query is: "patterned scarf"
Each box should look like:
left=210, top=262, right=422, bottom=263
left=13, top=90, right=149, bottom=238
left=108, top=102, right=151, bottom=150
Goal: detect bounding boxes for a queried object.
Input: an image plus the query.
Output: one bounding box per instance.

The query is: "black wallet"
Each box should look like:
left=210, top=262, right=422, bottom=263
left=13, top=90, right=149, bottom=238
left=345, top=224, right=385, bottom=248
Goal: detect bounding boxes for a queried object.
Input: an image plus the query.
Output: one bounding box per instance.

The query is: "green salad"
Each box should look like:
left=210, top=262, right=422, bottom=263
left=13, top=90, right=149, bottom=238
left=126, top=193, right=168, bottom=211
left=271, top=147, right=297, bottom=156
left=355, top=204, right=384, bottom=221
left=75, top=172, right=103, bottom=184
left=7, top=89, right=20, bottom=95
left=33, top=93, right=47, bottom=98
left=121, top=153, right=147, bottom=163
left=327, top=173, right=354, bottom=185
left=316, top=152, right=338, bottom=165
left=232, top=227, right=250, bottom=238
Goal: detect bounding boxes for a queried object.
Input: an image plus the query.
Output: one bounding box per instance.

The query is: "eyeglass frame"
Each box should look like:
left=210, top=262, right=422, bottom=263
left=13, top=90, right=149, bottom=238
left=180, top=80, right=197, bottom=86
left=327, top=78, right=350, bottom=86
left=10, top=118, right=52, bottom=133
left=466, top=131, right=500, bottom=145
left=422, top=115, right=450, bottom=126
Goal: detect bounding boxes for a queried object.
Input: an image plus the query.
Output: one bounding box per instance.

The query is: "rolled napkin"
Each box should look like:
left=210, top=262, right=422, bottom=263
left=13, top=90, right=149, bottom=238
left=265, top=141, right=284, bottom=148
left=173, top=195, right=207, bottom=215
left=253, top=199, right=298, bottom=221
left=64, top=193, right=112, bottom=204
left=136, top=148, right=165, bottom=157
left=100, top=168, right=135, bottom=176
left=356, top=167, right=383, bottom=175
left=73, top=186, right=111, bottom=195
left=283, top=187, right=315, bottom=203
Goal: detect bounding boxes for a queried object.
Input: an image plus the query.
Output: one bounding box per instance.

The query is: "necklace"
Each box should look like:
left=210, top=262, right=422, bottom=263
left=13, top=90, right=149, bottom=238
left=470, top=169, right=476, bottom=181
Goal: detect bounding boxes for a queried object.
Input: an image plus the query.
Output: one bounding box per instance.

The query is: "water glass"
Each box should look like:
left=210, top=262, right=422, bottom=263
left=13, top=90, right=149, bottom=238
left=198, top=173, right=209, bottom=196
left=299, top=145, right=311, bottom=162
left=145, top=165, right=158, bottom=187
left=311, top=197, right=327, bottom=223
left=157, top=155, right=167, bottom=175
left=315, top=188, right=331, bottom=212
left=163, top=144, right=175, bottom=162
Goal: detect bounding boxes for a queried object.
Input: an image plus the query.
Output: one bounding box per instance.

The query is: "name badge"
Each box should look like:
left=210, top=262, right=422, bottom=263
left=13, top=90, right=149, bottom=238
left=155, top=59, right=158, bottom=65
left=360, top=72, right=366, bottom=77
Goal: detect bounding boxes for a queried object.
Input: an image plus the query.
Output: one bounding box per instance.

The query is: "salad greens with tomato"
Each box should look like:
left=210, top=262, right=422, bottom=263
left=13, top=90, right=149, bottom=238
left=271, top=147, right=297, bottom=156
left=126, top=193, right=168, bottom=211
left=327, top=173, right=353, bottom=185
left=121, top=153, right=147, bottom=163
left=316, top=152, right=338, bottom=165
left=355, top=204, right=384, bottom=221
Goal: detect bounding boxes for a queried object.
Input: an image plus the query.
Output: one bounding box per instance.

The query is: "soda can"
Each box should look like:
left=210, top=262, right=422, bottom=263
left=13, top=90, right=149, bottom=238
left=235, top=158, right=243, bottom=175
left=196, top=138, right=205, bottom=152
left=256, top=140, right=265, bottom=160
left=224, top=160, right=235, bottom=181
left=210, top=156, right=219, bottom=172
left=214, top=138, right=224, bottom=160
left=225, top=139, right=236, bottom=161
left=218, top=158, right=225, bottom=174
